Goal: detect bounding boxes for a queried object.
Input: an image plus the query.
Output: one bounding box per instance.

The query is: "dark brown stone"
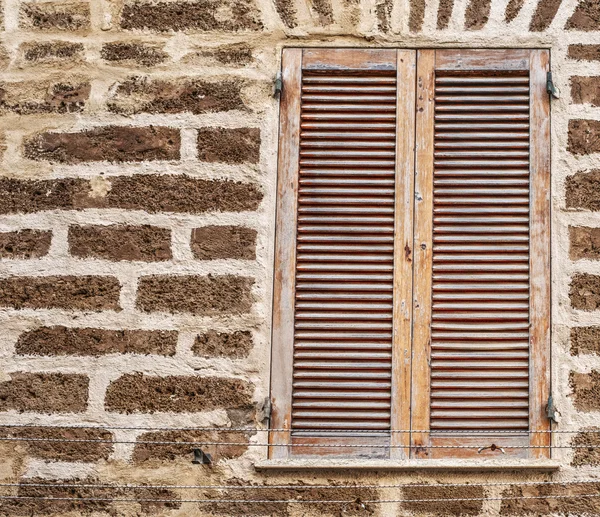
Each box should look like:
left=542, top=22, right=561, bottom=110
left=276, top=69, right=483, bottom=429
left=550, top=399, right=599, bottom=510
left=132, top=429, right=248, bottom=464
left=0, top=478, right=179, bottom=515
left=571, top=76, right=600, bottom=106
left=120, top=0, right=263, bottom=32
left=311, top=0, right=333, bottom=25
left=504, top=0, right=525, bottom=22
left=437, top=0, right=454, bottom=29
left=570, top=226, right=600, bottom=260
left=566, top=170, right=600, bottom=210
left=104, top=373, right=254, bottom=413
left=136, top=275, right=254, bottom=315
left=16, top=326, right=177, bottom=356
left=571, top=428, right=600, bottom=466
left=191, top=225, right=256, bottom=260
left=376, top=0, right=394, bottom=32
left=0, top=275, right=121, bottom=311
left=197, top=127, right=260, bottom=164
left=571, top=273, right=600, bottom=310
left=568, top=120, right=600, bottom=155
left=69, top=224, right=172, bottom=262
left=273, top=0, right=297, bottom=28
left=409, top=0, right=425, bottom=31
left=104, top=174, right=263, bottom=213
left=203, top=44, right=253, bottom=65
left=101, top=41, right=168, bottom=66
left=193, top=330, right=253, bottom=358
left=530, top=0, right=563, bottom=31
left=0, top=230, right=51, bottom=259
left=108, top=77, right=247, bottom=115
left=464, top=0, right=491, bottom=29
left=570, top=370, right=600, bottom=412
left=22, top=41, right=84, bottom=62
left=500, top=482, right=600, bottom=515
left=0, top=81, right=90, bottom=114
left=0, top=426, right=113, bottom=461
left=571, top=326, right=600, bottom=356
left=401, top=485, right=484, bottom=515
left=566, top=0, right=600, bottom=30
left=24, top=126, right=180, bottom=164
left=569, top=44, right=600, bottom=61
left=0, top=372, right=88, bottom=413
left=20, top=1, right=90, bottom=31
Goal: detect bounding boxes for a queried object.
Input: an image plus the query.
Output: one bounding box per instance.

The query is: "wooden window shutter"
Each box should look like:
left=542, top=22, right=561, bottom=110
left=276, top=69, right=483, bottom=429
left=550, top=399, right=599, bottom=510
left=270, top=48, right=416, bottom=459
left=411, top=50, right=551, bottom=459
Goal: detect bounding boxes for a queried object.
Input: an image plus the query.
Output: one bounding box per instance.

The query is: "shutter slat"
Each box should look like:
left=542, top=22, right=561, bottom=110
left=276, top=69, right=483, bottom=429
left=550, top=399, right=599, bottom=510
left=430, top=68, right=531, bottom=433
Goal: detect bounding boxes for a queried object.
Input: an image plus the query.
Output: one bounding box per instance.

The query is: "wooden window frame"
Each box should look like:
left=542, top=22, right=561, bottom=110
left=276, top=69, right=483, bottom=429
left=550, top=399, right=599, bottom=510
left=269, top=47, right=551, bottom=462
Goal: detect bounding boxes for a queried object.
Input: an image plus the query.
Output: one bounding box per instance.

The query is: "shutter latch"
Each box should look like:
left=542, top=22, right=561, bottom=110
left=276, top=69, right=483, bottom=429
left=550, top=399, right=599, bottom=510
left=192, top=448, right=212, bottom=465
left=547, top=394, right=560, bottom=423
left=478, top=444, right=506, bottom=454
left=546, top=72, right=560, bottom=99
left=274, top=72, right=283, bottom=97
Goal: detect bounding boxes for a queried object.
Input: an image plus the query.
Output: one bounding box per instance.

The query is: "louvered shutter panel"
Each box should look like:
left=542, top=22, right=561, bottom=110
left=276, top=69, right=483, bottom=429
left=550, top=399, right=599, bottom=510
left=412, top=50, right=550, bottom=459
left=271, top=49, right=416, bottom=458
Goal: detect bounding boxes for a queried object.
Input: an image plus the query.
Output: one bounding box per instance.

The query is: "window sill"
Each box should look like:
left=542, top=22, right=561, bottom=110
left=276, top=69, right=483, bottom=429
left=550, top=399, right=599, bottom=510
left=254, top=459, right=561, bottom=472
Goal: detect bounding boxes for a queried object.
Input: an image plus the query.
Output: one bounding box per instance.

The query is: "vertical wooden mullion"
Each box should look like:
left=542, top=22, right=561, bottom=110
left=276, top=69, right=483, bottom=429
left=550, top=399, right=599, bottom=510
left=529, top=49, right=551, bottom=459
left=391, top=49, right=417, bottom=460
left=269, top=48, right=302, bottom=460
left=410, top=49, right=435, bottom=459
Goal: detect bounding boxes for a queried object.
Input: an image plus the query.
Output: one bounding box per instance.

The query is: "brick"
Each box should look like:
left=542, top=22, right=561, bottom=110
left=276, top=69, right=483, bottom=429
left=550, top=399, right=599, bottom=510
left=0, top=80, right=90, bottom=114
left=571, top=327, right=600, bottom=356
left=273, top=0, right=297, bottom=28
left=197, top=127, right=260, bottom=164
left=69, top=224, right=171, bottom=262
left=0, top=275, right=120, bottom=311
left=0, top=478, right=180, bottom=515
left=132, top=429, right=248, bottom=464
left=500, top=483, right=600, bottom=515
left=465, top=0, right=491, bottom=29
left=20, top=1, right=90, bottom=31
left=570, top=370, right=600, bottom=411
left=0, top=426, right=112, bottom=461
left=505, top=0, right=524, bottom=22
left=107, top=77, right=247, bottom=115
left=571, top=428, right=600, bottom=466
left=16, top=326, right=177, bottom=356
left=566, top=170, right=600, bottom=210
left=136, top=275, right=253, bottom=315
left=568, top=120, right=600, bottom=155
left=101, top=41, right=168, bottom=67
left=0, top=372, right=88, bottom=413
left=0, top=230, right=51, bottom=259
left=569, top=44, right=600, bottom=61
left=104, top=373, right=254, bottom=413
left=437, top=0, right=454, bottom=29
left=21, top=41, right=84, bottom=62
left=529, top=0, right=562, bottom=31
left=193, top=330, right=253, bottom=358
left=570, top=273, right=600, bottom=311
left=191, top=225, right=256, bottom=260
left=24, top=126, right=180, bottom=164
left=409, top=0, right=425, bottom=31
left=401, top=485, right=484, bottom=516
left=0, top=175, right=263, bottom=215
left=571, top=77, right=600, bottom=107
left=120, top=0, right=263, bottom=32
left=566, top=0, right=600, bottom=30
left=570, top=226, right=600, bottom=260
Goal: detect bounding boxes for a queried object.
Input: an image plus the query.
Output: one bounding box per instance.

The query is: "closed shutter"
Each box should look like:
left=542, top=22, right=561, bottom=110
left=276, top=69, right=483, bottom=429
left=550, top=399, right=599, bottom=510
left=411, top=50, right=550, bottom=459
left=270, top=48, right=416, bottom=458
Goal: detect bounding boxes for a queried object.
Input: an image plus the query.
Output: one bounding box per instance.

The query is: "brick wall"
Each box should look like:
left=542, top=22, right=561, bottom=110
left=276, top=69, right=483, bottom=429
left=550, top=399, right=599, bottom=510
left=0, top=0, right=599, bottom=515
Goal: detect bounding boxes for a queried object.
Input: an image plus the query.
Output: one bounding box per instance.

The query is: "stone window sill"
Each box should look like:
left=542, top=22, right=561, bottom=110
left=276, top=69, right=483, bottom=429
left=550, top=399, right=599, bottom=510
left=254, top=459, right=561, bottom=472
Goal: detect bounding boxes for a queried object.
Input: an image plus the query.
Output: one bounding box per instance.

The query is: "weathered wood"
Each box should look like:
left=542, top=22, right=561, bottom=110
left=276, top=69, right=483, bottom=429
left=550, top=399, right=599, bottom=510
left=436, top=49, right=530, bottom=71
left=303, top=48, right=397, bottom=71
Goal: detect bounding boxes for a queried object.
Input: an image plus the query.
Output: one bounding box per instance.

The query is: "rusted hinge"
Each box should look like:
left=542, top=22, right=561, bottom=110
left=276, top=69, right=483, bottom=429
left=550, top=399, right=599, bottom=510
left=546, top=72, right=560, bottom=99
left=274, top=72, right=283, bottom=97
left=547, top=394, right=559, bottom=424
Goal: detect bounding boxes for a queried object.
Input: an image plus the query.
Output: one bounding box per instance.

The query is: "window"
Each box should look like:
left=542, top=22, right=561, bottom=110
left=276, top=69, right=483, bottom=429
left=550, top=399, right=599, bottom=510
left=270, top=48, right=550, bottom=461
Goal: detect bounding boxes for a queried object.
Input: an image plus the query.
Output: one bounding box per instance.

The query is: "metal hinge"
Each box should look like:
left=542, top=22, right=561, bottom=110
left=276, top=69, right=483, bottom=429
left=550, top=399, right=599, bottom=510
left=547, top=395, right=559, bottom=424
left=546, top=72, right=560, bottom=99
left=274, top=72, right=283, bottom=97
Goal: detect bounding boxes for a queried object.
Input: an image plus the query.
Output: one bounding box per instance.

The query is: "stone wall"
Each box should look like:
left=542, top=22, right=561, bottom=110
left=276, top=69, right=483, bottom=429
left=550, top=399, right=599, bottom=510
left=0, top=0, right=599, bottom=515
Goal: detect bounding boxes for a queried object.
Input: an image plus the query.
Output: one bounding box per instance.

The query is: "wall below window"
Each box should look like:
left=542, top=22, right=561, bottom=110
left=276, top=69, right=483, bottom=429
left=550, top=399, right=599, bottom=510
left=0, top=0, right=599, bottom=515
